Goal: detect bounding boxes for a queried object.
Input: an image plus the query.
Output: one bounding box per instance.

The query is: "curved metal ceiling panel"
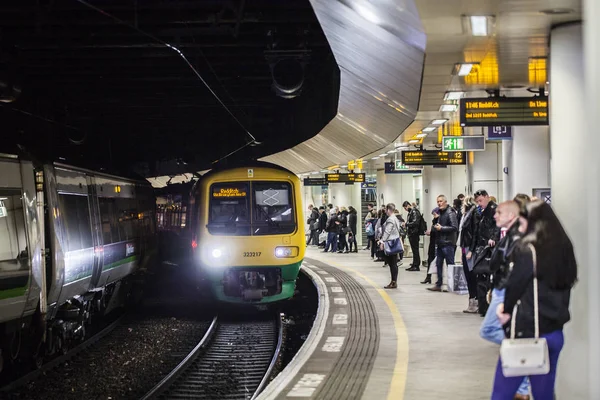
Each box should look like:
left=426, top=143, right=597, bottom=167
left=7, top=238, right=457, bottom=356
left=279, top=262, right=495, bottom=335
left=262, top=0, right=426, bottom=173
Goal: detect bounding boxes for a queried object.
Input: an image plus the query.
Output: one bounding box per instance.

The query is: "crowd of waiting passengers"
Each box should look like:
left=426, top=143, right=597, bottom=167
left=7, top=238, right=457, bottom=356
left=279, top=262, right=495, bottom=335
left=306, top=192, right=577, bottom=400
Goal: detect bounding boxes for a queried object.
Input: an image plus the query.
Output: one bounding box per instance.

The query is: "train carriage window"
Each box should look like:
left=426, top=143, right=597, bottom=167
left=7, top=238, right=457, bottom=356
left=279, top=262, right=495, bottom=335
left=252, top=182, right=295, bottom=236
left=0, top=189, right=29, bottom=292
left=58, top=193, right=93, bottom=251
left=115, top=197, right=139, bottom=241
left=208, top=183, right=250, bottom=236
left=99, top=197, right=120, bottom=244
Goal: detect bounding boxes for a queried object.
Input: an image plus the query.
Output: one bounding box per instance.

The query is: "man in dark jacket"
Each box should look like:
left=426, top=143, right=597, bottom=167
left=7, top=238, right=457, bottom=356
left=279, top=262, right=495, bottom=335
left=306, top=204, right=320, bottom=246
left=403, top=201, right=422, bottom=271
left=323, top=209, right=339, bottom=253
left=427, top=195, right=458, bottom=292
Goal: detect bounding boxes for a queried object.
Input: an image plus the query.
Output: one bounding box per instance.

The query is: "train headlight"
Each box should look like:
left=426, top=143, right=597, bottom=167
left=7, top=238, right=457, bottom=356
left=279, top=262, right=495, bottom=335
left=212, top=249, right=223, bottom=259
left=275, top=246, right=299, bottom=258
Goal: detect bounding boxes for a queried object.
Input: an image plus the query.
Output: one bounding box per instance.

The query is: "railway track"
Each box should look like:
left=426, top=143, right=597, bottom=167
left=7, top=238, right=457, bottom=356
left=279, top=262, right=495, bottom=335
left=0, top=314, right=125, bottom=393
left=142, top=313, right=283, bottom=400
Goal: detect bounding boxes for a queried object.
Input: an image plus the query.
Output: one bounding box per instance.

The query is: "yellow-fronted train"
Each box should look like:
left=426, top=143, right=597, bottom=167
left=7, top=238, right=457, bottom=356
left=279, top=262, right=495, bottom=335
left=189, top=161, right=305, bottom=304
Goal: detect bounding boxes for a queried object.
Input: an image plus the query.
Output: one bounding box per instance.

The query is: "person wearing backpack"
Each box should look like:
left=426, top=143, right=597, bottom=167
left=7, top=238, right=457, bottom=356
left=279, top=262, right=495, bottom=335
left=403, top=201, right=423, bottom=271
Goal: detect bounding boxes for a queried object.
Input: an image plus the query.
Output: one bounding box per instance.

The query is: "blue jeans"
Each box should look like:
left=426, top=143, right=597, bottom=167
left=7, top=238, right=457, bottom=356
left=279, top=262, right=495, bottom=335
left=435, top=245, right=455, bottom=287
left=481, top=288, right=530, bottom=396
left=491, top=330, right=564, bottom=400
left=325, top=232, right=338, bottom=252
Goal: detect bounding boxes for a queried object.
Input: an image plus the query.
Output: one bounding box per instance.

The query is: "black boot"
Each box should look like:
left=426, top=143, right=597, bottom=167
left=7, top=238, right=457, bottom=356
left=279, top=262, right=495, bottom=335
left=420, top=274, right=431, bottom=284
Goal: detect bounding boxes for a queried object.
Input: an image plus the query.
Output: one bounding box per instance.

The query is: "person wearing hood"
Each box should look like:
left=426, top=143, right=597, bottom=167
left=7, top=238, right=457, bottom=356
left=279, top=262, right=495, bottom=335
left=323, top=209, right=339, bottom=253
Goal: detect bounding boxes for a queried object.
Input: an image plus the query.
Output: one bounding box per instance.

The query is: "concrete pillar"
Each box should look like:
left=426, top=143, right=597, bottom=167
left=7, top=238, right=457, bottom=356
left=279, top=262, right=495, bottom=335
left=508, top=127, right=550, bottom=199
left=422, top=165, right=467, bottom=214
left=501, top=140, right=513, bottom=201
left=470, top=142, right=503, bottom=202
left=551, top=21, right=600, bottom=399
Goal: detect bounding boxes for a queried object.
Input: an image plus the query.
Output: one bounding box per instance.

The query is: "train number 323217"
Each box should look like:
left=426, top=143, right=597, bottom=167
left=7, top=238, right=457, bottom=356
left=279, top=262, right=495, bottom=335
left=243, top=252, right=262, bottom=257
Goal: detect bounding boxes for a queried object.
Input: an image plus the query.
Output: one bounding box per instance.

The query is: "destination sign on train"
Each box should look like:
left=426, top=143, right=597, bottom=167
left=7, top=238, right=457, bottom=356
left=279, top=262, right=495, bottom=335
left=402, top=151, right=466, bottom=166
left=325, top=173, right=365, bottom=183
left=459, top=96, right=549, bottom=127
left=212, top=187, right=247, bottom=197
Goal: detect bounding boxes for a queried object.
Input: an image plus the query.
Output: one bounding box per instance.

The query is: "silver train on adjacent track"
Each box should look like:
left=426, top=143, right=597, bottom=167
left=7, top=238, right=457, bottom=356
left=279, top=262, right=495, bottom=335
left=0, top=154, right=156, bottom=373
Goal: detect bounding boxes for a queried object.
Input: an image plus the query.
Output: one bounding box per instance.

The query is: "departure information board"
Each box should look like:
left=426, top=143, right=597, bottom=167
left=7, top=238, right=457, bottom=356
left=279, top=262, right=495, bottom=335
left=325, top=173, right=365, bottom=183
left=402, top=151, right=466, bottom=166
left=459, top=96, right=548, bottom=127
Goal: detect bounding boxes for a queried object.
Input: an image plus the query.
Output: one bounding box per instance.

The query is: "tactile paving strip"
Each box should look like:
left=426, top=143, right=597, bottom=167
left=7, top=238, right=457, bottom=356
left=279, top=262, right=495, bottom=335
left=313, top=262, right=379, bottom=400
left=279, top=258, right=379, bottom=400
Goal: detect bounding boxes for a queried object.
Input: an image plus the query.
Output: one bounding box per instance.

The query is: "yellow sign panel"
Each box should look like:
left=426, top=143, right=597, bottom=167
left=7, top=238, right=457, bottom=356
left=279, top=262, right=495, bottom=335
left=357, top=159, right=363, bottom=170
left=402, top=151, right=466, bottom=166
left=212, top=188, right=247, bottom=198
left=460, top=97, right=549, bottom=127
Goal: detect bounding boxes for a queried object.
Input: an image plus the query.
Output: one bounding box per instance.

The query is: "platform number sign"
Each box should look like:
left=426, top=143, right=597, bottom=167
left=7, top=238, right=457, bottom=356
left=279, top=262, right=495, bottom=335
left=247, top=169, right=254, bottom=178
left=488, top=126, right=512, bottom=140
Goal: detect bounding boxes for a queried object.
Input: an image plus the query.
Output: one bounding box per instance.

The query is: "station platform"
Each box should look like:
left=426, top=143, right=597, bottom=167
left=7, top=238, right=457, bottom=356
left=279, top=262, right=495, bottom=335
left=258, top=247, right=500, bottom=400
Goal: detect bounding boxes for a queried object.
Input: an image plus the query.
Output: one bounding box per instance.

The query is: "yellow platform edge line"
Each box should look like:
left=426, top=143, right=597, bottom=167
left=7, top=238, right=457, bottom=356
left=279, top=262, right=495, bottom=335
left=325, top=261, right=409, bottom=400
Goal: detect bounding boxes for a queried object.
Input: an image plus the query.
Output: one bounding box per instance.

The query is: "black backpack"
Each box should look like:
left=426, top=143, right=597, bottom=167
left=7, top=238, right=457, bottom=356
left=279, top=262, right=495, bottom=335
left=418, top=211, right=427, bottom=235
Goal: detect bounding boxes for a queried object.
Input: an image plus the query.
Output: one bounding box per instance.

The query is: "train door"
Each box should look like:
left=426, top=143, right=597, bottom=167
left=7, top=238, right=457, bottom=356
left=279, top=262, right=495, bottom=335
left=86, top=176, right=104, bottom=289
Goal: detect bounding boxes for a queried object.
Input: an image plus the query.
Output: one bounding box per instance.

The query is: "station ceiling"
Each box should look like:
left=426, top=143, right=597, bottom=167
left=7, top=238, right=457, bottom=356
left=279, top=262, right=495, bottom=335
left=0, top=0, right=339, bottom=177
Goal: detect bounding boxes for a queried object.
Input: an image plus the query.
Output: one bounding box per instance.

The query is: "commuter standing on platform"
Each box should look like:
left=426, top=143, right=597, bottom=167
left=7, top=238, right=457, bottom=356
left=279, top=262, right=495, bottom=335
left=470, top=189, right=500, bottom=316
left=306, top=204, right=320, bottom=246
left=420, top=208, right=439, bottom=285
left=364, top=203, right=377, bottom=251
left=347, top=206, right=358, bottom=253
left=492, top=201, right=577, bottom=400
left=402, top=200, right=422, bottom=271
left=480, top=199, right=531, bottom=399
left=427, top=195, right=458, bottom=292
left=379, top=203, right=403, bottom=289
left=458, top=196, right=478, bottom=313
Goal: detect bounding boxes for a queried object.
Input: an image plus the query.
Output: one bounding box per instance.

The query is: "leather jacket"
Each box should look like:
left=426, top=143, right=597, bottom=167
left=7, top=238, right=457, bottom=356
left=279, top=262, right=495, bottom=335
left=435, top=207, right=458, bottom=246
left=405, top=207, right=421, bottom=236
left=471, top=201, right=500, bottom=252
left=503, top=244, right=572, bottom=338
left=489, top=223, right=521, bottom=290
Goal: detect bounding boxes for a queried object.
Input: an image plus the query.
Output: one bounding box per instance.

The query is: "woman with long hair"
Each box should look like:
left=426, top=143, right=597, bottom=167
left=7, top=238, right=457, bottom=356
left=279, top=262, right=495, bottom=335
left=492, top=201, right=577, bottom=399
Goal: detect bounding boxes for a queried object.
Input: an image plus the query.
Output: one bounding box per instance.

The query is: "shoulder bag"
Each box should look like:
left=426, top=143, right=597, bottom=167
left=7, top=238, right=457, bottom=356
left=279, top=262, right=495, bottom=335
left=383, top=219, right=404, bottom=256
left=499, top=244, right=550, bottom=377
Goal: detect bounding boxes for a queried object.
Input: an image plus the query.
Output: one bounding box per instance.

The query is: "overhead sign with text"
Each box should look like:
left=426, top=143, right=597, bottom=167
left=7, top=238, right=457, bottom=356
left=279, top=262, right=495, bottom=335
left=402, top=151, right=466, bottom=166
left=442, top=136, right=485, bottom=152
left=384, top=161, right=422, bottom=174
left=325, top=173, right=365, bottom=183
left=303, top=178, right=327, bottom=186
left=459, top=96, right=548, bottom=127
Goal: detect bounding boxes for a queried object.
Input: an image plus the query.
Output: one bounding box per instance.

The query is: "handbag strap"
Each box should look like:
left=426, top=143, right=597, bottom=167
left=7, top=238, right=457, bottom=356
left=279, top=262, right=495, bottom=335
left=509, top=243, right=539, bottom=340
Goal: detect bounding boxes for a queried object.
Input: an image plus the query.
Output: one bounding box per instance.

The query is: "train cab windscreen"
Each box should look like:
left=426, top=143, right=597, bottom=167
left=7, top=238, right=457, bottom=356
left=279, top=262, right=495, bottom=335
left=208, top=181, right=295, bottom=236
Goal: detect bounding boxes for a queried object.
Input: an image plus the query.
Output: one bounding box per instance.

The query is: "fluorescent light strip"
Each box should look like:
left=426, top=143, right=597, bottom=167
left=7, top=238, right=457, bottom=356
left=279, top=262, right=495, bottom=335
left=470, top=16, right=488, bottom=36
left=440, top=104, right=458, bottom=112
left=371, top=157, right=380, bottom=160
left=444, top=91, right=464, bottom=101
left=387, top=150, right=396, bottom=154
left=379, top=154, right=387, bottom=157
left=408, top=139, right=420, bottom=144
left=422, top=127, right=437, bottom=132
left=416, top=133, right=428, bottom=138
left=431, top=119, right=448, bottom=125
left=457, top=63, right=474, bottom=76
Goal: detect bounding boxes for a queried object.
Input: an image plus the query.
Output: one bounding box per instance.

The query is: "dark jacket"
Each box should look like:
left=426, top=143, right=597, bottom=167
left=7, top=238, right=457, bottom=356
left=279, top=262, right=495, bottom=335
left=503, top=244, right=571, bottom=338
left=471, top=202, right=500, bottom=252
left=489, top=222, right=521, bottom=290
left=405, top=207, right=421, bottom=236
left=435, top=207, right=458, bottom=246
left=348, top=210, right=358, bottom=234
left=326, top=214, right=339, bottom=233
left=308, top=208, right=319, bottom=230
left=459, top=206, right=476, bottom=249
left=338, top=211, right=348, bottom=232
left=318, top=212, right=327, bottom=231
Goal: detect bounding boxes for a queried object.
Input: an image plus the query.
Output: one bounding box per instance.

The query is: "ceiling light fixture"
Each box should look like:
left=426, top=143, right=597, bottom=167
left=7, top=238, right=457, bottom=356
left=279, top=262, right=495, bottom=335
left=422, top=127, right=437, bottom=132
left=387, top=150, right=397, bottom=154
left=444, top=91, right=465, bottom=101
left=440, top=104, right=458, bottom=112
left=394, top=142, right=408, bottom=148
left=416, top=133, right=428, bottom=138
left=408, top=139, right=420, bottom=144
left=379, top=154, right=388, bottom=157
left=453, top=63, right=479, bottom=76
left=341, top=165, right=348, bottom=168
left=431, top=119, right=448, bottom=125
left=469, top=16, right=490, bottom=36
left=371, top=157, right=380, bottom=160
left=540, top=8, right=574, bottom=15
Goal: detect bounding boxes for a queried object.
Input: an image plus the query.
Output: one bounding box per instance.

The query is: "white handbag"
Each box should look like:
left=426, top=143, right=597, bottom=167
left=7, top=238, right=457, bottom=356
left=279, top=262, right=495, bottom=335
left=499, top=244, right=550, bottom=377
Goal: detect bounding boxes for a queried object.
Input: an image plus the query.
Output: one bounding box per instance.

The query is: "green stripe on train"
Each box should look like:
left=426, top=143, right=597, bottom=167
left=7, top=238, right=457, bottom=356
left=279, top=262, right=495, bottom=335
left=65, top=255, right=141, bottom=283
left=0, top=286, right=28, bottom=300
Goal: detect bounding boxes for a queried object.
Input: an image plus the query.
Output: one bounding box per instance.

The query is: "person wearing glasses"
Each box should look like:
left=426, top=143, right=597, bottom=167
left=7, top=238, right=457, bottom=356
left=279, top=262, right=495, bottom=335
left=427, top=195, right=458, bottom=292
